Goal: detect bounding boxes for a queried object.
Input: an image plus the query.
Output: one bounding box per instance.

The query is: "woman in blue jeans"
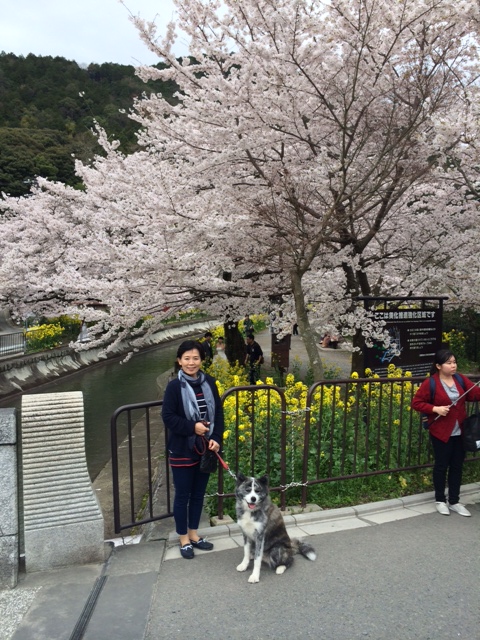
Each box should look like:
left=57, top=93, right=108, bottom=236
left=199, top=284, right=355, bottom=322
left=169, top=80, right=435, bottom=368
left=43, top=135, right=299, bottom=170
left=162, top=340, right=224, bottom=558
left=412, top=349, right=480, bottom=516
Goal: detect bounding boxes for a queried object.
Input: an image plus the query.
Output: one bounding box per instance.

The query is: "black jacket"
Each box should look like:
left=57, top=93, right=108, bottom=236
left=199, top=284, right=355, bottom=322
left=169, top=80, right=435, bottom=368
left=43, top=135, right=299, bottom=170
left=161, top=374, right=224, bottom=458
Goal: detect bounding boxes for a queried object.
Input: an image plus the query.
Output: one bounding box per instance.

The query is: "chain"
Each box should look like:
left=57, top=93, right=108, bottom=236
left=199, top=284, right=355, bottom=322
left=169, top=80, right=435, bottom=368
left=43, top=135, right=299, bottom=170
left=281, top=407, right=311, bottom=416
left=280, top=481, right=309, bottom=491
left=206, top=480, right=309, bottom=499
left=205, top=405, right=313, bottom=500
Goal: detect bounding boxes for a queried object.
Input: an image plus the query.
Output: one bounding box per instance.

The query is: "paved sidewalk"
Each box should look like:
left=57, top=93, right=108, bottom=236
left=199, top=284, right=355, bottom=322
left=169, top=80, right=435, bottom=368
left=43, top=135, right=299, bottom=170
left=5, top=483, right=480, bottom=640
left=3, top=332, right=479, bottom=639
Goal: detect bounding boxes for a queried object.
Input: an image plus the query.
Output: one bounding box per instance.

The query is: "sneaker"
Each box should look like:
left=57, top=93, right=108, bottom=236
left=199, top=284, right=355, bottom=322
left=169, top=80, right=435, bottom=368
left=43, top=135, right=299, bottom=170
left=190, top=537, right=214, bottom=551
left=435, top=501, right=450, bottom=515
left=180, top=543, right=194, bottom=559
left=448, top=503, right=471, bottom=517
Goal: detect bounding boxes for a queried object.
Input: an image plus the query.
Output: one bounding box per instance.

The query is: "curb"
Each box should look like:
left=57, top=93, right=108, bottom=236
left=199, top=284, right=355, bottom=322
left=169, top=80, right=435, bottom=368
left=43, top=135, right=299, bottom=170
left=163, top=482, right=480, bottom=552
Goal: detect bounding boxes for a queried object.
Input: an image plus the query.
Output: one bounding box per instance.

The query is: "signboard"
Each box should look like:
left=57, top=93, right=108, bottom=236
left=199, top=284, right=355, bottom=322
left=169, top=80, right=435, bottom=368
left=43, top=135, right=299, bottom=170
left=361, top=297, right=446, bottom=377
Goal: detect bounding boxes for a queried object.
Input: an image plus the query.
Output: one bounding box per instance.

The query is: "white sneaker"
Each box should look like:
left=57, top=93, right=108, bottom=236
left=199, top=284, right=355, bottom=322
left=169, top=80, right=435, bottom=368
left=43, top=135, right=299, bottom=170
left=448, top=503, right=471, bottom=517
left=435, top=501, right=450, bottom=515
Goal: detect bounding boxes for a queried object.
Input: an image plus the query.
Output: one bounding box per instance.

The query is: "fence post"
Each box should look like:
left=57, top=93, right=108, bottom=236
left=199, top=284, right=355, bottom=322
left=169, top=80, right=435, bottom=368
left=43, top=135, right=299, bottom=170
left=0, top=408, right=18, bottom=589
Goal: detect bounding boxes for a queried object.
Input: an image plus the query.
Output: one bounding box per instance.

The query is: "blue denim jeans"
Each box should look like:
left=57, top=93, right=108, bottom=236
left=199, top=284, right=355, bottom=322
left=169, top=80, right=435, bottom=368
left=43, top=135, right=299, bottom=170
left=170, top=463, right=210, bottom=535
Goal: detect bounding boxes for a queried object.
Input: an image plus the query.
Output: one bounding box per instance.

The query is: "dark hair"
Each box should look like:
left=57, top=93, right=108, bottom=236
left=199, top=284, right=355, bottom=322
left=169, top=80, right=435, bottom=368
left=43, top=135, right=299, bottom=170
left=430, top=349, right=456, bottom=376
left=176, top=340, right=205, bottom=360
left=204, top=331, right=212, bottom=338
left=246, top=333, right=254, bottom=340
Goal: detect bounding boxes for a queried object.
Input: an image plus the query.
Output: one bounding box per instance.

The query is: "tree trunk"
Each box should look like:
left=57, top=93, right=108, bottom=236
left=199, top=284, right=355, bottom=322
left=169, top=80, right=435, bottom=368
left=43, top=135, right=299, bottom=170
left=291, top=271, right=324, bottom=381
left=351, top=328, right=364, bottom=376
left=224, top=318, right=245, bottom=366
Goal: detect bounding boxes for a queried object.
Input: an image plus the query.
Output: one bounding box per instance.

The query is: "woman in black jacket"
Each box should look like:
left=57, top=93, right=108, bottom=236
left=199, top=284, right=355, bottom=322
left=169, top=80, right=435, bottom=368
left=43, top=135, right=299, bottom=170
left=162, top=340, right=224, bottom=558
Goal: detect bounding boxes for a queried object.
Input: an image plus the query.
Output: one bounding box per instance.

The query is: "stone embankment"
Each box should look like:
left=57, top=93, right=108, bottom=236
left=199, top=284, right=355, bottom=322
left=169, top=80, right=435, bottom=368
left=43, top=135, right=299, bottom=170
left=0, top=320, right=216, bottom=400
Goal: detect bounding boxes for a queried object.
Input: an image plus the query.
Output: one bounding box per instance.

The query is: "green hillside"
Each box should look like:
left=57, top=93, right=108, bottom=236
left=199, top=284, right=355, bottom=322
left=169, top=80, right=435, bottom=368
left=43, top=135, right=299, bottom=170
left=0, top=52, right=177, bottom=196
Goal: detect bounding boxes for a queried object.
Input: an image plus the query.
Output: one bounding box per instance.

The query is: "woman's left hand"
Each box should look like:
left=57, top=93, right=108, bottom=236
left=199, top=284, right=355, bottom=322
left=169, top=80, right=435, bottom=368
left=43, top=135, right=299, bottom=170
left=208, top=439, right=220, bottom=453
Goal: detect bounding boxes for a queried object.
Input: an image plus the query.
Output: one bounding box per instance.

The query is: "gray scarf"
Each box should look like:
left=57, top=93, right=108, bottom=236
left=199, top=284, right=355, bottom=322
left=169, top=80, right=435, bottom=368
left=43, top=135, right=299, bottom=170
left=178, top=369, right=215, bottom=438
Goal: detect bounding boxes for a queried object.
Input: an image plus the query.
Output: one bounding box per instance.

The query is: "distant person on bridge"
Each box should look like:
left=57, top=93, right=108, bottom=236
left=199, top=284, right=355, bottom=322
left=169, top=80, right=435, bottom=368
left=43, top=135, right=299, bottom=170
left=162, top=340, right=224, bottom=559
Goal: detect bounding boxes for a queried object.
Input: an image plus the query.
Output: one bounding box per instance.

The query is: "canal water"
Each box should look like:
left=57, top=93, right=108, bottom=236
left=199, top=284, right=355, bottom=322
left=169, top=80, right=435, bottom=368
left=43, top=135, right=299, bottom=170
left=0, top=340, right=182, bottom=480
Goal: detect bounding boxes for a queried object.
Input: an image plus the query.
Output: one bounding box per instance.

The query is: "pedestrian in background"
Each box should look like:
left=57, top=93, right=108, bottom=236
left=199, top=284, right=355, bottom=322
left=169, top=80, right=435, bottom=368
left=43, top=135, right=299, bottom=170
left=243, top=314, right=254, bottom=336
left=411, top=349, right=480, bottom=516
left=244, top=333, right=263, bottom=385
left=214, top=336, right=227, bottom=360
left=202, top=331, right=214, bottom=364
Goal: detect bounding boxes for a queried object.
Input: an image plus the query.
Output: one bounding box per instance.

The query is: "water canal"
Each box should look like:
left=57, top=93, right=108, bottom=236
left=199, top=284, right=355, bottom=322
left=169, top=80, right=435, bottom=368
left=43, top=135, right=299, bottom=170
left=0, top=340, right=182, bottom=480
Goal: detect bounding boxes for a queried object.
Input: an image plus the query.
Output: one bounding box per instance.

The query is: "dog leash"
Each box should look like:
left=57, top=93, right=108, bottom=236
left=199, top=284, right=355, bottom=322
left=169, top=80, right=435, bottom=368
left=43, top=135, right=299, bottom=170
left=213, top=449, right=238, bottom=480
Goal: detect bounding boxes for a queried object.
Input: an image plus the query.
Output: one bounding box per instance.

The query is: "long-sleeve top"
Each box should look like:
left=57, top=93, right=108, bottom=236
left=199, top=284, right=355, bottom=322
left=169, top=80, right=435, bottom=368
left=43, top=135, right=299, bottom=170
left=411, top=372, right=480, bottom=442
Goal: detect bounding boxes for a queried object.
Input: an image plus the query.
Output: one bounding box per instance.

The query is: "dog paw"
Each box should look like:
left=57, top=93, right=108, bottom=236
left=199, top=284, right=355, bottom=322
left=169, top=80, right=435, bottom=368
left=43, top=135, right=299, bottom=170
left=275, top=565, right=287, bottom=575
left=248, top=574, right=260, bottom=583
left=236, top=563, right=249, bottom=572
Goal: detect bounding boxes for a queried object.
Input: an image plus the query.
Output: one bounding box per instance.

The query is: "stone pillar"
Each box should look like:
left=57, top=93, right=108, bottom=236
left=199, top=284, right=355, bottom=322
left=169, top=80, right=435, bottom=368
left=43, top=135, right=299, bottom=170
left=0, top=408, right=18, bottom=589
left=22, top=392, right=104, bottom=572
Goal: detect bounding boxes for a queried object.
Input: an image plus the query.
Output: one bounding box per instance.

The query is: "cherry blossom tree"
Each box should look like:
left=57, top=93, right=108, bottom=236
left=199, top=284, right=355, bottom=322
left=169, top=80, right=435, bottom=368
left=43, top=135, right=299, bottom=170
left=1, top=0, right=480, bottom=378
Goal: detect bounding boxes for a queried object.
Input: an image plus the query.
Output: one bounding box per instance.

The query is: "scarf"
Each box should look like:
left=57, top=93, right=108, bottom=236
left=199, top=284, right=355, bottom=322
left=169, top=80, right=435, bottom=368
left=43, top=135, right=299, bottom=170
left=178, top=369, right=215, bottom=439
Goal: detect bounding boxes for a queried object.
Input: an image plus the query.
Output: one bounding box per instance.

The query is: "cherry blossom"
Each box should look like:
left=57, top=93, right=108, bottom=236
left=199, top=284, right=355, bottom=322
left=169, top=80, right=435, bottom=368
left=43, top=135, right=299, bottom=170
left=1, top=0, right=480, bottom=378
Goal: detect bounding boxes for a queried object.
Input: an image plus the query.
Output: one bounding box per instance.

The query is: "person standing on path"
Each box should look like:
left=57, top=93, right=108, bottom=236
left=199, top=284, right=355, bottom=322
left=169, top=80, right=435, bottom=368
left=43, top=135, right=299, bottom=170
left=202, top=331, right=214, bottom=364
left=244, top=333, right=263, bottom=385
left=214, top=336, right=227, bottom=360
left=162, top=340, right=224, bottom=558
left=411, top=349, right=480, bottom=517
left=243, top=314, right=254, bottom=336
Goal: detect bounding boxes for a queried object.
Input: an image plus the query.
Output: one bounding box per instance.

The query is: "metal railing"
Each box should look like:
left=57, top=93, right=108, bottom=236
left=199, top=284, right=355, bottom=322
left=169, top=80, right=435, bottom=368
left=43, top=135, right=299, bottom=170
left=110, top=399, right=170, bottom=534
left=0, top=327, right=66, bottom=358
left=110, top=375, right=480, bottom=533
left=0, top=331, right=26, bottom=358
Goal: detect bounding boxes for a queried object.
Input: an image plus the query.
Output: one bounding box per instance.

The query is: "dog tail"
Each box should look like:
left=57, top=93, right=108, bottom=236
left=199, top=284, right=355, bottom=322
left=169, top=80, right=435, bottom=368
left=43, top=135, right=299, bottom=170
left=292, top=538, right=316, bottom=561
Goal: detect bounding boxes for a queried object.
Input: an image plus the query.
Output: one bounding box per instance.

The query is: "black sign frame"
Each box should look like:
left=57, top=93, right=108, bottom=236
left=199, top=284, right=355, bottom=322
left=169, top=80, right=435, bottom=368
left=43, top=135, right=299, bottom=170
left=359, top=296, right=447, bottom=377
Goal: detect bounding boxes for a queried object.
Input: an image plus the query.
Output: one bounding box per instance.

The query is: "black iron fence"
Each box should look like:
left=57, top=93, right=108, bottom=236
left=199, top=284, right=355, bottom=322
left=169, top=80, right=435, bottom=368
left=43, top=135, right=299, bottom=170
left=0, top=331, right=26, bottom=358
left=0, top=328, right=66, bottom=358
left=110, top=376, right=480, bottom=534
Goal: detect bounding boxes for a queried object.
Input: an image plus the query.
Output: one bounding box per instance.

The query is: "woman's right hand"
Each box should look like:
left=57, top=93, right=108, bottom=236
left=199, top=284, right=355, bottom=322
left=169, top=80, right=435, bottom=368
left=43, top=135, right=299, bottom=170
left=433, top=405, right=450, bottom=417
left=194, top=421, right=210, bottom=435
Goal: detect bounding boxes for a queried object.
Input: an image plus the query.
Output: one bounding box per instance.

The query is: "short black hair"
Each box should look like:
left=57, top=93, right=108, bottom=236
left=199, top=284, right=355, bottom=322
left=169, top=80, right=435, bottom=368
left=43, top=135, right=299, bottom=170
left=430, top=349, right=455, bottom=376
left=176, top=340, right=205, bottom=360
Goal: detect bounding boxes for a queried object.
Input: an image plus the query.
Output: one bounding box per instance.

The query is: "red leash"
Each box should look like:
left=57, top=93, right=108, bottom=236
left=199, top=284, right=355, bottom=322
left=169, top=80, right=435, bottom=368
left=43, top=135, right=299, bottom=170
left=214, top=449, right=229, bottom=470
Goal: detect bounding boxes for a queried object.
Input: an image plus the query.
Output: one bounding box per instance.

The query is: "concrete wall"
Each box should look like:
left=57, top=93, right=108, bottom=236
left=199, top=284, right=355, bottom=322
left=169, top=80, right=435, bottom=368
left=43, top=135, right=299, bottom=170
left=22, top=392, right=105, bottom=572
left=0, top=408, right=18, bottom=589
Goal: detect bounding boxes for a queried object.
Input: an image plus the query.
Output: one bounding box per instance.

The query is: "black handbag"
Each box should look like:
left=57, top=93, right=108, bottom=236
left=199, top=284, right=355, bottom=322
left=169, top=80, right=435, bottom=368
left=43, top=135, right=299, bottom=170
left=195, top=436, right=220, bottom=474
left=462, top=406, right=480, bottom=452
left=199, top=448, right=219, bottom=474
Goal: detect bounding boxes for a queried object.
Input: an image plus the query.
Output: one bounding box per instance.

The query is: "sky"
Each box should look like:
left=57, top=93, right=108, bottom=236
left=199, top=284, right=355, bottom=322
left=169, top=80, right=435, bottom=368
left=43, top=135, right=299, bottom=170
left=0, top=0, right=189, bottom=67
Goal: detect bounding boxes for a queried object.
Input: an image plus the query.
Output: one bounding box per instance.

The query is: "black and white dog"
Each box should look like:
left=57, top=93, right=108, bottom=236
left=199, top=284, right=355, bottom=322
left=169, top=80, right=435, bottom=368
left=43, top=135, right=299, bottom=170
left=235, top=474, right=316, bottom=583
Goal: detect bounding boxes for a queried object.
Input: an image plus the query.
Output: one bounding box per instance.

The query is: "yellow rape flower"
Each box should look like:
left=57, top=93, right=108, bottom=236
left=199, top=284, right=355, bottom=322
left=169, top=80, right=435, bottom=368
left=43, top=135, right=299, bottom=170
left=285, top=373, right=295, bottom=386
